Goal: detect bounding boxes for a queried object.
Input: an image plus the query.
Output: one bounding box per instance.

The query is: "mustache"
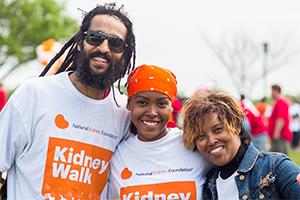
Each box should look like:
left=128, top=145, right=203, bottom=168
left=88, top=51, right=112, bottom=64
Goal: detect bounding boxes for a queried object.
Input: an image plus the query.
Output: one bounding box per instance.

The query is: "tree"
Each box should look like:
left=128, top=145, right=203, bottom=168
left=0, top=0, right=78, bottom=79
left=203, top=33, right=299, bottom=97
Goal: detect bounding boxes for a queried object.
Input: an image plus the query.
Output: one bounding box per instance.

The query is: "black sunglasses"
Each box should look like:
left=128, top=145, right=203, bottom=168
left=83, top=30, right=127, bottom=53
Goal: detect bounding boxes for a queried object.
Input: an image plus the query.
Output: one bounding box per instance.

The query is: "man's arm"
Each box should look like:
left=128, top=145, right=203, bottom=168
left=273, top=118, right=284, bottom=139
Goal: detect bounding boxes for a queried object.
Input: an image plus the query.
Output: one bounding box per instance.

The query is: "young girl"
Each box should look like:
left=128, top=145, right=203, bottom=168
left=108, top=64, right=210, bottom=200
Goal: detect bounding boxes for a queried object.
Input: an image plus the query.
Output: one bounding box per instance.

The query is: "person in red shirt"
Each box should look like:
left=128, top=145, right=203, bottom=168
left=0, top=82, right=7, bottom=112
left=268, top=84, right=292, bottom=155
left=256, top=97, right=268, bottom=115
left=240, top=95, right=268, bottom=151
left=255, top=97, right=270, bottom=125
left=167, top=96, right=183, bottom=128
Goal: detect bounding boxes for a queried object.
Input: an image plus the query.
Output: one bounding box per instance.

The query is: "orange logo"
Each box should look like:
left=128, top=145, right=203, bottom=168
left=55, top=114, right=69, bottom=129
left=41, top=137, right=113, bottom=199
left=120, top=181, right=196, bottom=200
left=121, top=167, right=133, bottom=180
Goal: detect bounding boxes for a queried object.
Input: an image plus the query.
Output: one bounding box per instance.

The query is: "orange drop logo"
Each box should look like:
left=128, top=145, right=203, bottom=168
left=121, top=167, right=133, bottom=180
left=55, top=114, right=69, bottom=129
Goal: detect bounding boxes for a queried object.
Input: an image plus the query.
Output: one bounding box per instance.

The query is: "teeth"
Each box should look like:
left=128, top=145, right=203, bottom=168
left=143, top=121, right=158, bottom=127
left=93, top=57, right=107, bottom=63
left=210, top=146, right=223, bottom=154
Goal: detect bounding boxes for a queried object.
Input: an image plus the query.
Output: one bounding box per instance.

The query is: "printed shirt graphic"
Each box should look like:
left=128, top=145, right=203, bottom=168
left=0, top=72, right=130, bottom=200
left=108, top=128, right=211, bottom=200
left=120, top=181, right=196, bottom=200
left=42, top=137, right=112, bottom=199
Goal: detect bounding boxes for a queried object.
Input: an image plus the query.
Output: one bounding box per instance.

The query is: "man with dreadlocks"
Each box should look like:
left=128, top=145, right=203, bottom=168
left=0, top=3, right=135, bottom=199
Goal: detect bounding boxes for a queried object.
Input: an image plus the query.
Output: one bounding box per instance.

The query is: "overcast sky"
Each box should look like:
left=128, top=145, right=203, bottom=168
left=62, top=0, right=300, bottom=98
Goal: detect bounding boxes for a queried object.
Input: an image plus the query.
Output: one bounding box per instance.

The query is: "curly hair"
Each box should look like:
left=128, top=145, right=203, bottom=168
left=183, top=91, right=250, bottom=150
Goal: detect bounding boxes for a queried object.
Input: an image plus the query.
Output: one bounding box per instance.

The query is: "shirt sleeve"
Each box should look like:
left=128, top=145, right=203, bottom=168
left=119, top=110, right=131, bottom=142
left=0, top=99, right=30, bottom=173
left=274, top=154, right=300, bottom=198
left=275, top=100, right=287, bottom=119
left=107, top=172, right=120, bottom=200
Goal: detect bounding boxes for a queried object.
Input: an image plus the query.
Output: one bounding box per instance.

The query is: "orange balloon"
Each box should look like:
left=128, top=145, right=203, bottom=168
left=42, top=39, right=56, bottom=51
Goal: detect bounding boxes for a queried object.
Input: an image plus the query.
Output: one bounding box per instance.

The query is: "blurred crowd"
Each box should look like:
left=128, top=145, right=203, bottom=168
left=0, top=82, right=7, bottom=112
left=169, top=84, right=300, bottom=155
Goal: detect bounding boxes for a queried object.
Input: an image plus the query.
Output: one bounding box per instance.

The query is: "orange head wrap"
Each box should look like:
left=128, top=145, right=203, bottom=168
left=127, top=64, right=177, bottom=101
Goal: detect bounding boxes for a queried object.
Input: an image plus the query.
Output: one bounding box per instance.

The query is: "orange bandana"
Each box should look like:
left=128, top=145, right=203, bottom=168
left=127, top=64, right=177, bottom=101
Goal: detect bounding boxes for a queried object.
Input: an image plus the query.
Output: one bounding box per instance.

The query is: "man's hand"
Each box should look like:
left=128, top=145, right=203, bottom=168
left=297, top=173, right=300, bottom=184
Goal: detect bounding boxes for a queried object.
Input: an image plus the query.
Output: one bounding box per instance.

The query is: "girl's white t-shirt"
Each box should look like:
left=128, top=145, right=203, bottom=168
left=108, top=128, right=211, bottom=200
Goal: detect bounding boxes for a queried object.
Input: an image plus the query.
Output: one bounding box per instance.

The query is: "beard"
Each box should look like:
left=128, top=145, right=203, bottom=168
left=75, top=51, right=124, bottom=90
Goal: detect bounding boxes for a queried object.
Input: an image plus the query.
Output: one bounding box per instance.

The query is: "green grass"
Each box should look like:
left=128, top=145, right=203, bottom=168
left=289, top=149, right=300, bottom=166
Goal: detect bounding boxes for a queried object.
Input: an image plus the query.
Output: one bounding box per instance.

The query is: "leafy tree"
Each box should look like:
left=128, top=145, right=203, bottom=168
left=0, top=0, right=78, bottom=79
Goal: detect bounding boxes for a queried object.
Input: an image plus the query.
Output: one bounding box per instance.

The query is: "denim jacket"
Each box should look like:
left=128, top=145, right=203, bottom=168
left=203, top=143, right=300, bottom=200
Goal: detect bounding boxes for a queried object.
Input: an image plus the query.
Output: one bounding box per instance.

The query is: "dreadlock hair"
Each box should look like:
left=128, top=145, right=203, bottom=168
left=39, top=3, right=136, bottom=105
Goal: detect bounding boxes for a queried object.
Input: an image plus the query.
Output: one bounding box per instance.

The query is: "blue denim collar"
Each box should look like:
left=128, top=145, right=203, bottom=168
left=238, top=143, right=259, bottom=173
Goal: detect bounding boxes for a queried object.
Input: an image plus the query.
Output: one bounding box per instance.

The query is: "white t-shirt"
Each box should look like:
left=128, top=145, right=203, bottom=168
left=0, top=72, right=130, bottom=200
left=216, top=171, right=239, bottom=200
left=289, top=103, right=300, bottom=132
left=108, top=128, right=211, bottom=200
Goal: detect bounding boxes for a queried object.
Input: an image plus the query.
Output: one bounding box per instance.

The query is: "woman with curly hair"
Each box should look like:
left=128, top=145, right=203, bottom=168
left=183, top=91, right=300, bottom=200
